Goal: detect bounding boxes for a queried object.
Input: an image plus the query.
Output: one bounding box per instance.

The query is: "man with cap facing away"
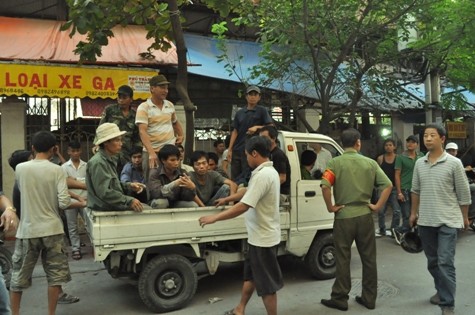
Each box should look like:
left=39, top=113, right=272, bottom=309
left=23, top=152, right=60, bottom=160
left=97, top=85, right=142, bottom=174
left=86, top=123, right=145, bottom=212
left=393, top=134, right=424, bottom=244
left=227, top=85, right=273, bottom=181
left=135, top=75, right=185, bottom=182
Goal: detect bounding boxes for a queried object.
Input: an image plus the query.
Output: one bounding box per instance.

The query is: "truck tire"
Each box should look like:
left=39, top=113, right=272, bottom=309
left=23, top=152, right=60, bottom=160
left=305, top=233, right=336, bottom=280
left=138, top=254, right=197, bottom=313
left=0, top=246, right=13, bottom=289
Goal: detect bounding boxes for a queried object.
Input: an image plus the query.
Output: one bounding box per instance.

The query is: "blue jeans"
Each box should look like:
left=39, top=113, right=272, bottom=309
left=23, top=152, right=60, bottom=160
left=207, top=184, right=230, bottom=206
left=397, top=189, right=412, bottom=233
left=418, top=225, right=457, bottom=308
left=378, top=187, right=401, bottom=233
left=0, top=265, right=11, bottom=315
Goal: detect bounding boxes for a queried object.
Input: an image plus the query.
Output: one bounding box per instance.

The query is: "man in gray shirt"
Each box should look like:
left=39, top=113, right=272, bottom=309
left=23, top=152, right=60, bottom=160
left=189, top=151, right=237, bottom=207
left=410, top=124, right=471, bottom=315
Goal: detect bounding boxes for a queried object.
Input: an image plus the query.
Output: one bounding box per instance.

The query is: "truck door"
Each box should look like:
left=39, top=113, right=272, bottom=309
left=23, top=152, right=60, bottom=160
left=295, top=141, right=339, bottom=230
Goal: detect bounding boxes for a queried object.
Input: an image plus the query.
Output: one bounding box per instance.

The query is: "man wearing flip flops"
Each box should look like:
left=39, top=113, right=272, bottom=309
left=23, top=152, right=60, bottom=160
left=199, top=136, right=283, bottom=315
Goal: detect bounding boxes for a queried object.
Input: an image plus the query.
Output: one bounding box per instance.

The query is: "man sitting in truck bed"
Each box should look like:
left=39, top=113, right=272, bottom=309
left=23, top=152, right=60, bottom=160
left=189, top=150, right=238, bottom=207
left=86, top=123, right=145, bottom=212
left=148, top=144, right=198, bottom=209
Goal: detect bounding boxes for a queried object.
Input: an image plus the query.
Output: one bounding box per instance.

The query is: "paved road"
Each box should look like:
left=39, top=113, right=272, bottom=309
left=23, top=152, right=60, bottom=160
left=4, top=224, right=475, bottom=315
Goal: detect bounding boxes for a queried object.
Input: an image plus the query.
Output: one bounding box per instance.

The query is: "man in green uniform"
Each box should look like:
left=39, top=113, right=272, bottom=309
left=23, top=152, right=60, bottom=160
left=320, top=128, right=392, bottom=311
left=97, top=85, right=142, bottom=173
left=393, top=135, right=424, bottom=244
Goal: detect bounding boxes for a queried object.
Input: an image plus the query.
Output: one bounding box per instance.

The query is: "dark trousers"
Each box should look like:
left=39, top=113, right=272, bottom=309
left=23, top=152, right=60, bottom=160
left=231, top=150, right=250, bottom=182
left=331, top=213, right=377, bottom=307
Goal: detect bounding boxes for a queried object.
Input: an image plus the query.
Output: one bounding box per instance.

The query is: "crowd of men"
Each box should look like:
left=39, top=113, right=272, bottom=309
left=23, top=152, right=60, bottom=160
left=1, top=74, right=473, bottom=315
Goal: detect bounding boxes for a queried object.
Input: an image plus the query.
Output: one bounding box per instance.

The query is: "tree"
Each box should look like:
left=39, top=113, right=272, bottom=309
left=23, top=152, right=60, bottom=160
left=214, top=0, right=475, bottom=133
left=219, top=0, right=435, bottom=133
left=63, top=0, right=242, bottom=156
left=408, top=0, right=475, bottom=111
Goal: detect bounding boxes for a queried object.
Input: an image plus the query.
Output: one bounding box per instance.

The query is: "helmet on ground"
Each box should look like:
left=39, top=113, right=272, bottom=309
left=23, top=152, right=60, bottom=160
left=400, top=227, right=423, bottom=253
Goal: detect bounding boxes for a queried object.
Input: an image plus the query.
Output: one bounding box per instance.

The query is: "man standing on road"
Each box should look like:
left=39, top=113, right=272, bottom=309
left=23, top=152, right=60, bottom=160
left=320, top=128, right=392, bottom=311
left=227, top=85, right=273, bottom=181
left=199, top=136, right=283, bottom=315
left=375, top=139, right=401, bottom=237
left=10, top=131, right=72, bottom=315
left=135, top=75, right=184, bottom=181
left=410, top=124, right=470, bottom=315
left=97, top=85, right=142, bottom=174
left=393, top=135, right=424, bottom=244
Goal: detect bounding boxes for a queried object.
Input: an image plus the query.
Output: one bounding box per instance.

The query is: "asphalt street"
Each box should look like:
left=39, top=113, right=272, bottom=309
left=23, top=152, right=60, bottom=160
left=3, top=218, right=475, bottom=315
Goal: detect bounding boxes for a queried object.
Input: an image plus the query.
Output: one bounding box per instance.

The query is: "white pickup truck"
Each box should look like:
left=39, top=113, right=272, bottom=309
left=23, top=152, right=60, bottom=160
left=85, top=131, right=343, bottom=313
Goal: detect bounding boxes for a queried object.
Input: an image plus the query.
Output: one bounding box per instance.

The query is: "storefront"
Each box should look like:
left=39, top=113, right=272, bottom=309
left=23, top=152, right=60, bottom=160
left=0, top=16, right=178, bottom=196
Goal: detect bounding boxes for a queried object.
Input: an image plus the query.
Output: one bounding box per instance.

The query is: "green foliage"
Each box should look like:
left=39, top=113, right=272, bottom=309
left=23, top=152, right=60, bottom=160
left=209, top=0, right=475, bottom=132
left=64, top=0, right=180, bottom=62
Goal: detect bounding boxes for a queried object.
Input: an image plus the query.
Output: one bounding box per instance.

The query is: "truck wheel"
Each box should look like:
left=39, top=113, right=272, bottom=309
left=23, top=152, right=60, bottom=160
left=0, top=246, right=13, bottom=289
left=138, top=254, right=197, bottom=313
left=305, top=233, right=336, bottom=280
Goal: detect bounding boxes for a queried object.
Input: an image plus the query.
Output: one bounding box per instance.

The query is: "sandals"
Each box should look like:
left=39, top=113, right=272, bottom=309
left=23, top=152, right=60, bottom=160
left=58, top=292, right=80, bottom=304
left=71, top=250, right=82, bottom=260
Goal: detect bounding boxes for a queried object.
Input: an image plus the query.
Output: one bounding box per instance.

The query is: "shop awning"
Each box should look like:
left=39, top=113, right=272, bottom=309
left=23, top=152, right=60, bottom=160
left=0, top=17, right=178, bottom=99
left=0, top=16, right=177, bottom=66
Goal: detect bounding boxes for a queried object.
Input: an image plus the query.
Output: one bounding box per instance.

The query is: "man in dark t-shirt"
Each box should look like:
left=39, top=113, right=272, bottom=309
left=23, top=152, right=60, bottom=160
left=227, top=85, right=273, bottom=180
left=259, top=126, right=291, bottom=199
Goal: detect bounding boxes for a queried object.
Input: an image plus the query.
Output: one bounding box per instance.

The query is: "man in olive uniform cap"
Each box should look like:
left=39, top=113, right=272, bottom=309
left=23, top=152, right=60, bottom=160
left=97, top=85, right=142, bottom=174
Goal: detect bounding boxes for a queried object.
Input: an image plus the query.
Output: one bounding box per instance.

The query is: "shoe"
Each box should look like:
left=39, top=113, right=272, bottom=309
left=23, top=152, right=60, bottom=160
left=430, top=293, right=440, bottom=305
left=385, top=230, right=393, bottom=237
left=71, top=250, right=82, bottom=260
left=321, top=299, right=348, bottom=311
left=355, top=296, right=375, bottom=310
left=375, top=229, right=384, bottom=237
left=392, top=228, right=403, bottom=245
left=58, top=292, right=80, bottom=304
left=441, top=306, right=455, bottom=315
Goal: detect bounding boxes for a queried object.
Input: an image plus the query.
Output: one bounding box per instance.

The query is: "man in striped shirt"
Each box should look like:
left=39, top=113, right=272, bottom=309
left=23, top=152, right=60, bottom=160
left=410, top=124, right=470, bottom=315
left=136, top=75, right=185, bottom=181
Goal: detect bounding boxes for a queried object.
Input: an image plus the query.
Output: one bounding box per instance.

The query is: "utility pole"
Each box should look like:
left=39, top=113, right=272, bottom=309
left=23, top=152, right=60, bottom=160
left=425, top=68, right=442, bottom=124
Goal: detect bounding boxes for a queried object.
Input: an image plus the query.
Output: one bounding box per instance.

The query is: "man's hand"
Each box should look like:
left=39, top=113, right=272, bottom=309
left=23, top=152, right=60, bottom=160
left=409, top=213, right=418, bottom=228
left=368, top=204, right=380, bottom=212
left=214, top=198, right=227, bottom=207
left=177, top=174, right=195, bottom=190
left=0, top=208, right=18, bottom=232
left=130, top=199, right=144, bottom=212
left=463, top=216, right=469, bottom=231
left=227, top=150, right=233, bottom=162
left=199, top=214, right=218, bottom=228
left=175, top=135, right=184, bottom=145
left=247, top=126, right=259, bottom=135
left=327, top=204, right=344, bottom=213
left=149, top=153, right=159, bottom=169
left=397, top=193, right=406, bottom=202
left=130, top=182, right=146, bottom=194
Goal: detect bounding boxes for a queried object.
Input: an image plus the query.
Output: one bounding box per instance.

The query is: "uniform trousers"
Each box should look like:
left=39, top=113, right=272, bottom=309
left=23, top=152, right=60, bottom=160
left=331, top=213, right=377, bottom=307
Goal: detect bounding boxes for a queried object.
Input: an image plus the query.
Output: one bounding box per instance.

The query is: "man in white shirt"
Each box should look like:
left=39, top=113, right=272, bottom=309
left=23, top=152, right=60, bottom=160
left=199, top=136, right=283, bottom=315
left=62, top=141, right=87, bottom=260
